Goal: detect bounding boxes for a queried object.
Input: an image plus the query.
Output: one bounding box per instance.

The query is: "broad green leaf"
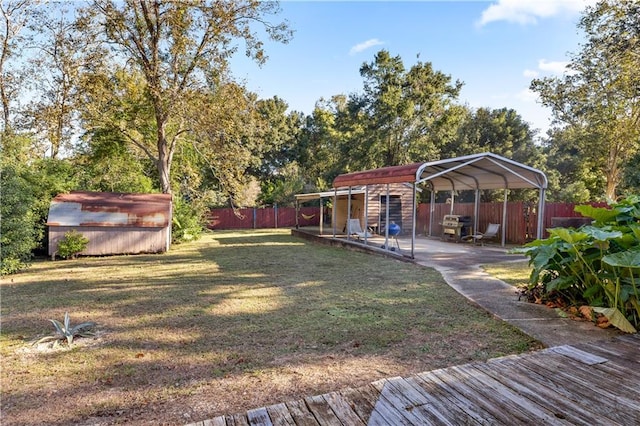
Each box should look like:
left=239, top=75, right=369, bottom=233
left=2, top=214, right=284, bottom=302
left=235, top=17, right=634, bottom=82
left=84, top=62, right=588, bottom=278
left=593, top=307, right=637, bottom=333
left=581, top=226, right=623, bottom=241
left=546, top=275, right=574, bottom=292
left=548, top=228, right=588, bottom=244
left=602, top=249, right=640, bottom=268
left=574, top=205, right=618, bottom=223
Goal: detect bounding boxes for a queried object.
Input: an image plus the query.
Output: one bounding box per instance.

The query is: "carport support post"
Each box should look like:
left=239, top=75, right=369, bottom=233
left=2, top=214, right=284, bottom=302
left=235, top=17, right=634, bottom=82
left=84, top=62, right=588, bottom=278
left=319, top=198, right=324, bottom=235
left=429, top=189, right=435, bottom=237
left=537, top=188, right=546, bottom=239
left=347, top=186, right=352, bottom=240
left=502, top=189, right=508, bottom=247
left=384, top=184, right=390, bottom=249
left=333, top=189, right=337, bottom=238
left=411, top=183, right=416, bottom=258
left=364, top=185, right=369, bottom=243
left=473, top=189, right=480, bottom=236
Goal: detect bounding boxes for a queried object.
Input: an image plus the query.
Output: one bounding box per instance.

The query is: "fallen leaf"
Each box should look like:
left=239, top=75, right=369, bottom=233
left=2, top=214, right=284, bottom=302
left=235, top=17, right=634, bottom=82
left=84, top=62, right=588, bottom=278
left=579, top=306, right=593, bottom=321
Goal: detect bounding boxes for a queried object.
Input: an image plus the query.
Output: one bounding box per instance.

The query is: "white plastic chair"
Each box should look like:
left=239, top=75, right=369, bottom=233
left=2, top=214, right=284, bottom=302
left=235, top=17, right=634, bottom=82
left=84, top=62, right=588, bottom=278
left=464, top=223, right=500, bottom=245
left=347, top=218, right=373, bottom=240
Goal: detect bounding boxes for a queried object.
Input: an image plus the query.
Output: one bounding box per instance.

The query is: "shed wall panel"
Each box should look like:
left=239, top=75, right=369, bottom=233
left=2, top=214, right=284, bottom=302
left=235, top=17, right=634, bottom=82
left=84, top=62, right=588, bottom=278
left=49, top=226, right=169, bottom=257
left=366, top=184, right=414, bottom=235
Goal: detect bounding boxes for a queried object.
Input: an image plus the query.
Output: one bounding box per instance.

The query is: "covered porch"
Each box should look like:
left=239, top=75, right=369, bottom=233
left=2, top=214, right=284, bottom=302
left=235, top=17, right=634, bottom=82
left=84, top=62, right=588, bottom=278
left=295, top=152, right=548, bottom=258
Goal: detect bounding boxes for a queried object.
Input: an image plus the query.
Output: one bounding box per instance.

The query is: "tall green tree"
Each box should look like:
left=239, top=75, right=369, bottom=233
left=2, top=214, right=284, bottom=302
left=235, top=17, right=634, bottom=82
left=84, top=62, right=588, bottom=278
left=0, top=0, right=32, bottom=135
left=79, top=0, right=292, bottom=194
left=357, top=50, right=463, bottom=167
left=443, top=107, right=543, bottom=165
left=531, top=0, right=640, bottom=200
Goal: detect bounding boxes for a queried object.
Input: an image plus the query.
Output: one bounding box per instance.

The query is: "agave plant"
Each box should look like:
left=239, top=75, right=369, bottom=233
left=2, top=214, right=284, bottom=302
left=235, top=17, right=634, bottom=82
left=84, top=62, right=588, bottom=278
left=36, top=312, right=96, bottom=346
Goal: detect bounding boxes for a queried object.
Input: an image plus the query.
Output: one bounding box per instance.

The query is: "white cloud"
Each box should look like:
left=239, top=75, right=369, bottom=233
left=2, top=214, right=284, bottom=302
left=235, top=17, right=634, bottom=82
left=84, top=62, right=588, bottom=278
left=476, top=0, right=598, bottom=27
left=349, top=38, right=385, bottom=56
left=538, top=59, right=570, bottom=74
left=523, top=69, right=539, bottom=78
left=516, top=88, right=539, bottom=103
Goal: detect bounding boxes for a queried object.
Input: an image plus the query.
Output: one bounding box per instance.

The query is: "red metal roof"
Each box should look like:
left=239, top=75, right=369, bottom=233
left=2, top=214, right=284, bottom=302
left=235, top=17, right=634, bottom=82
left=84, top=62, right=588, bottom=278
left=47, top=191, right=172, bottom=228
left=332, top=153, right=548, bottom=191
left=332, top=163, right=423, bottom=187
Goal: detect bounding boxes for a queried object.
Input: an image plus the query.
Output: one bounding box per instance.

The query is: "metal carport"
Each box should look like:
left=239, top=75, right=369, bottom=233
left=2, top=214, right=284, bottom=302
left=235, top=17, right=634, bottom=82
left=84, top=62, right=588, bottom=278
left=332, top=152, right=548, bottom=258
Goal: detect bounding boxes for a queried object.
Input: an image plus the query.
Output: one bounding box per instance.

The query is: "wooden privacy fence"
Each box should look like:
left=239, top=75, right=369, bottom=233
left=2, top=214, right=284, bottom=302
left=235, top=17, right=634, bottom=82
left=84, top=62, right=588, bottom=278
left=209, top=202, right=606, bottom=244
left=207, top=206, right=320, bottom=230
left=416, top=201, right=607, bottom=244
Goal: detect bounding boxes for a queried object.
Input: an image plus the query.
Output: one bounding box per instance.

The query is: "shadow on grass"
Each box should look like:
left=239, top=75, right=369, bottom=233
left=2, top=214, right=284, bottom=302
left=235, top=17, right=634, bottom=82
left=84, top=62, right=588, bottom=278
left=1, top=229, right=541, bottom=425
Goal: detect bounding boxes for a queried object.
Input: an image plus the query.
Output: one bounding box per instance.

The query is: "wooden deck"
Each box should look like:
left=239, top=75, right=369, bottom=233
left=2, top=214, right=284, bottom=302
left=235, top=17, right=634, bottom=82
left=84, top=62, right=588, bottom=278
left=189, top=335, right=640, bottom=426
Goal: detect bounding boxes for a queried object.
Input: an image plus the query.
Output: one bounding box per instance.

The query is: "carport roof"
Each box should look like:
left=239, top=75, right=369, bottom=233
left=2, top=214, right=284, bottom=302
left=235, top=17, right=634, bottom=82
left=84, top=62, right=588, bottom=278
left=332, top=152, right=547, bottom=191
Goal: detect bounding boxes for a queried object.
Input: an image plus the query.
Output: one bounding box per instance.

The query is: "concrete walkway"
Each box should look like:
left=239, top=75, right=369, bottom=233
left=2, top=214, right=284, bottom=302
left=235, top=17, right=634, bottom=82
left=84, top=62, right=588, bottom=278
left=401, top=236, right=620, bottom=347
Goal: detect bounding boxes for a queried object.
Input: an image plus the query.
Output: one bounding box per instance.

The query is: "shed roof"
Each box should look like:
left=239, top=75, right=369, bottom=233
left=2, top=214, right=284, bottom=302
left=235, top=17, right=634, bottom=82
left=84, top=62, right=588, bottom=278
left=333, top=152, right=547, bottom=191
left=47, top=191, right=172, bottom=228
left=294, top=188, right=366, bottom=202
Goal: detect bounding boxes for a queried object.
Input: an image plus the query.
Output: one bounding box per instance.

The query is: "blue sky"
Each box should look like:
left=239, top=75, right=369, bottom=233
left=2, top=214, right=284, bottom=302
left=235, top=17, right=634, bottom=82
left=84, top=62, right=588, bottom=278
left=231, top=0, right=597, bottom=136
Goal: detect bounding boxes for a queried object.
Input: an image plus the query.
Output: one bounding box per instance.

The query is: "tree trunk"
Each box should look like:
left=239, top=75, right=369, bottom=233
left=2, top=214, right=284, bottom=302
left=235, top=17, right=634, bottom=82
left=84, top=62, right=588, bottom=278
left=156, top=121, right=172, bottom=194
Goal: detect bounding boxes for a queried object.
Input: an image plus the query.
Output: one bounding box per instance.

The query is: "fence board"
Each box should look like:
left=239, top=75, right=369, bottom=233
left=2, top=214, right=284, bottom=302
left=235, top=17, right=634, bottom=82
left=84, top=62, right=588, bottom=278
left=209, top=202, right=606, bottom=243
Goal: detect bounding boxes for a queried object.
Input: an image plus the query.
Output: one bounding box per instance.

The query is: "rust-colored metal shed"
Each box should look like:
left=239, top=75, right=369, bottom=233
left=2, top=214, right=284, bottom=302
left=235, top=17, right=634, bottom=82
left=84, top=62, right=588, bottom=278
left=47, top=191, right=172, bottom=258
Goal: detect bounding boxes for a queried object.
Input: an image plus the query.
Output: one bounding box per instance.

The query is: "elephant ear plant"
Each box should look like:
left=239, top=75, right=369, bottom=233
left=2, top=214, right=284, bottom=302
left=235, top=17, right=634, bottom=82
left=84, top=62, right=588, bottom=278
left=36, top=312, right=96, bottom=346
left=516, top=195, right=640, bottom=333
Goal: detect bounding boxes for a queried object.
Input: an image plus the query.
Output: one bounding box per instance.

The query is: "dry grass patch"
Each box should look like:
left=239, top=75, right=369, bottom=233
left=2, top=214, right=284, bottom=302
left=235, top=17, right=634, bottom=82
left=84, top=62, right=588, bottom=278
left=1, top=229, right=541, bottom=425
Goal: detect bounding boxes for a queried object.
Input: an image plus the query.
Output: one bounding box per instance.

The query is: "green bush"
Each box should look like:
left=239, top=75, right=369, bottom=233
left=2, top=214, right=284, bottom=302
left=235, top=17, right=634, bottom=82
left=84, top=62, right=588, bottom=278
left=1, top=164, right=38, bottom=275
left=517, top=195, right=640, bottom=332
left=57, top=230, right=89, bottom=259
left=172, top=196, right=204, bottom=244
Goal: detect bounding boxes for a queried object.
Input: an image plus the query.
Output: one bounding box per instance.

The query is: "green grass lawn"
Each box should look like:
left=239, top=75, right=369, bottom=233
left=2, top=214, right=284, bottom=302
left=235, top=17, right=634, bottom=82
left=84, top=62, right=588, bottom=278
left=1, top=229, right=541, bottom=425
left=482, top=260, right=532, bottom=288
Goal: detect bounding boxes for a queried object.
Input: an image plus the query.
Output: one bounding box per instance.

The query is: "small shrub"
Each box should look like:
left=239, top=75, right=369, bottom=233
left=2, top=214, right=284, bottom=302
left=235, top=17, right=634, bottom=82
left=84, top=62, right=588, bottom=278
left=35, top=312, right=96, bottom=346
left=172, top=196, right=204, bottom=244
left=57, top=230, right=89, bottom=259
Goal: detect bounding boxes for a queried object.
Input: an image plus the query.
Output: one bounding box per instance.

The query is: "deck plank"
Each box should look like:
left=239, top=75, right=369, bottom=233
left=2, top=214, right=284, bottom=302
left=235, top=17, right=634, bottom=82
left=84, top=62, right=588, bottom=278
left=191, top=336, right=640, bottom=426
left=472, top=361, right=613, bottom=425
left=412, top=372, right=491, bottom=425
left=336, top=387, right=391, bottom=426
left=424, top=368, right=525, bottom=425
left=446, top=364, right=565, bottom=425
left=515, top=354, right=640, bottom=424
left=550, top=344, right=609, bottom=365
left=284, top=399, right=320, bottom=426
left=303, top=395, right=342, bottom=426
left=383, top=376, right=457, bottom=425
left=246, top=407, right=273, bottom=426
left=353, top=383, right=409, bottom=426
left=231, top=413, right=250, bottom=426
left=322, top=391, right=366, bottom=425
left=264, top=403, right=296, bottom=426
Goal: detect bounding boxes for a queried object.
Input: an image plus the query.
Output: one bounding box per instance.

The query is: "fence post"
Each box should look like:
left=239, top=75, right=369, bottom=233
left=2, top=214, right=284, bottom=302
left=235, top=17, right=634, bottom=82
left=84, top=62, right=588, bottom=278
left=253, top=208, right=257, bottom=229
left=274, top=203, right=278, bottom=228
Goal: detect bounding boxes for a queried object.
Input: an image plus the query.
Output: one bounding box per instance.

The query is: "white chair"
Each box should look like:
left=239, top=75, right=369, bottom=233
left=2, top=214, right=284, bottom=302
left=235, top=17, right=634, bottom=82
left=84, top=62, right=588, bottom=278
left=347, top=218, right=373, bottom=240
left=463, top=223, right=500, bottom=245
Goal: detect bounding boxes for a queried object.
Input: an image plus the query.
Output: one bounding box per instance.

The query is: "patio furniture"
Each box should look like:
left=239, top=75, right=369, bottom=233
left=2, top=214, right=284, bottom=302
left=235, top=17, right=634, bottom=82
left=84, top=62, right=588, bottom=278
left=463, top=223, right=500, bottom=245
left=347, top=218, right=373, bottom=240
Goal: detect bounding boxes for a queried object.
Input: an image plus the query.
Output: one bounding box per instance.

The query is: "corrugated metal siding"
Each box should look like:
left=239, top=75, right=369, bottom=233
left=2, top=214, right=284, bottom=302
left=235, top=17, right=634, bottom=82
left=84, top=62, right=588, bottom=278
left=47, top=191, right=171, bottom=228
left=49, top=226, right=169, bottom=257
left=47, top=191, right=172, bottom=257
